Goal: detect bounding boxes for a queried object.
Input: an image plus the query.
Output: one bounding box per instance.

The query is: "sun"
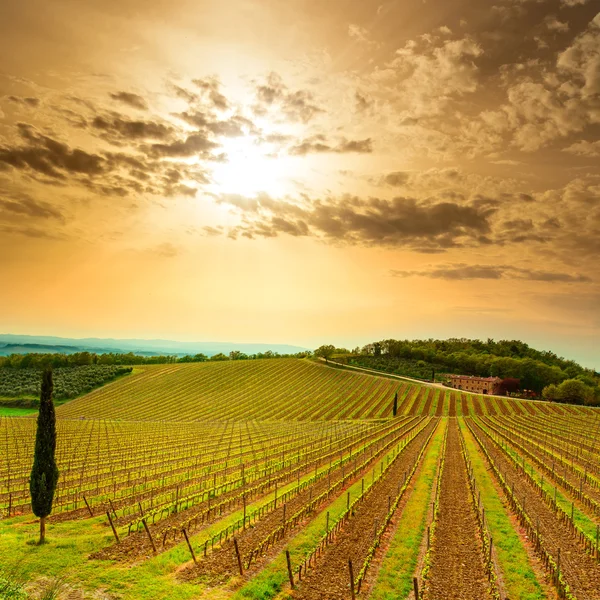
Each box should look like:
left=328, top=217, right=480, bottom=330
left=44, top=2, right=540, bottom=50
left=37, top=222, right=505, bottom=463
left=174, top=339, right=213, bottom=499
left=209, top=135, right=292, bottom=198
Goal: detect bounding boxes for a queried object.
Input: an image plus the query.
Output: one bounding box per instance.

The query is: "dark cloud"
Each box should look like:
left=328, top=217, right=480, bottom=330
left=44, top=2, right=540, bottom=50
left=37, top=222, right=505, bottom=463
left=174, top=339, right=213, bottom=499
left=390, top=263, right=592, bottom=283
left=148, top=132, right=218, bottom=158
left=109, top=92, right=148, bottom=110
left=289, top=135, right=372, bottom=156
left=191, top=77, right=228, bottom=110
left=501, top=218, right=535, bottom=231
left=169, top=84, right=199, bottom=104
left=254, top=73, right=323, bottom=123
left=7, top=96, right=40, bottom=107
left=91, top=114, right=174, bottom=144
left=0, top=191, right=64, bottom=222
left=0, top=223, right=65, bottom=240
left=223, top=194, right=491, bottom=250
left=355, top=91, right=372, bottom=113
left=0, top=123, right=104, bottom=179
left=383, top=171, right=410, bottom=186
left=179, top=111, right=256, bottom=137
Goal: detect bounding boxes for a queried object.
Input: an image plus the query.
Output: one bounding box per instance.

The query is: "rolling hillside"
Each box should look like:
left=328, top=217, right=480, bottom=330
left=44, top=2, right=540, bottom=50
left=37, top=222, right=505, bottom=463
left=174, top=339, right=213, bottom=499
left=55, top=358, right=588, bottom=421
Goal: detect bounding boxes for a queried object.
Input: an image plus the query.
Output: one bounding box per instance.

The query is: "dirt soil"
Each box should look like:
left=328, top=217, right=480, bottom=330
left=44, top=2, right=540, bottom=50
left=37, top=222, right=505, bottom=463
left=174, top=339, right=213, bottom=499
left=290, top=419, right=438, bottom=599
left=472, top=420, right=600, bottom=600
left=423, top=420, right=493, bottom=600
left=176, top=419, right=427, bottom=585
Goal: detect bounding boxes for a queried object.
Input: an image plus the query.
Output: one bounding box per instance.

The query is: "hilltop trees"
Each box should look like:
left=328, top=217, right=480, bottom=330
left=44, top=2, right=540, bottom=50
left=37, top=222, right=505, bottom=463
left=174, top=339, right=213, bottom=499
left=542, top=378, right=597, bottom=405
left=30, top=369, right=59, bottom=544
left=314, top=345, right=336, bottom=363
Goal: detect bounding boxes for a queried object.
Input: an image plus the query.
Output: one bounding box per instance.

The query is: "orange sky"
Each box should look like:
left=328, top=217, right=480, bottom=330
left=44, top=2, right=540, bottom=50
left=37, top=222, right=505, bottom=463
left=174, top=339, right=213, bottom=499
left=0, top=0, right=598, bottom=368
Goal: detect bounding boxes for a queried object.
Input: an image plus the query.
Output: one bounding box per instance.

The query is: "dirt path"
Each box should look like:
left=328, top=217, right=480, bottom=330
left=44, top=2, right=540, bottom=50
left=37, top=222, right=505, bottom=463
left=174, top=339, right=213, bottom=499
left=423, top=420, right=492, bottom=600
left=472, top=420, right=600, bottom=600
left=290, top=419, right=438, bottom=599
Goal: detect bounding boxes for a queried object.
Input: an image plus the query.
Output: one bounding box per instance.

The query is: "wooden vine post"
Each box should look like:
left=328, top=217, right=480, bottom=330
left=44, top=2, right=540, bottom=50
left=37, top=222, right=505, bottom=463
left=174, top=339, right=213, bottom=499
left=413, top=576, right=420, bottom=599
left=234, top=537, right=244, bottom=575
left=182, top=528, right=197, bottom=564
left=106, top=511, right=120, bottom=544
left=286, top=549, right=294, bottom=589
left=349, top=559, right=356, bottom=600
left=142, top=518, right=157, bottom=554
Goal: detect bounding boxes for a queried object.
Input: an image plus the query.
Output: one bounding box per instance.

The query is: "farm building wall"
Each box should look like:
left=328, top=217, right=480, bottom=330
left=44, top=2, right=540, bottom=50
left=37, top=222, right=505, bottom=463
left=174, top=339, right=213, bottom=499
left=448, top=375, right=503, bottom=395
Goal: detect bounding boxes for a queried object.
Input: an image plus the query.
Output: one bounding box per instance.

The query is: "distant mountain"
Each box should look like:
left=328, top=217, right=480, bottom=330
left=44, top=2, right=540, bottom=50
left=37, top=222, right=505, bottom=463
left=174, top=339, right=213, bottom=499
left=0, top=334, right=309, bottom=357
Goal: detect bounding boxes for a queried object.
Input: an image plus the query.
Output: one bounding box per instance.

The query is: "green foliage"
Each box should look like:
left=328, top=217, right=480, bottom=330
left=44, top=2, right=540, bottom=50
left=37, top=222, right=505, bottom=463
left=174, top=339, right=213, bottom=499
left=30, top=369, right=59, bottom=521
left=545, top=378, right=596, bottom=405
left=350, top=356, right=447, bottom=381
left=313, top=344, right=336, bottom=361
left=0, top=568, right=28, bottom=600
left=0, top=365, right=132, bottom=400
left=358, top=337, right=599, bottom=394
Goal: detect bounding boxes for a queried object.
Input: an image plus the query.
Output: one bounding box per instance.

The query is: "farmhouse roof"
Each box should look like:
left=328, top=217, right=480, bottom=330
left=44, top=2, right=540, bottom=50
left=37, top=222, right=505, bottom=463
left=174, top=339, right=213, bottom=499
left=449, top=375, right=502, bottom=382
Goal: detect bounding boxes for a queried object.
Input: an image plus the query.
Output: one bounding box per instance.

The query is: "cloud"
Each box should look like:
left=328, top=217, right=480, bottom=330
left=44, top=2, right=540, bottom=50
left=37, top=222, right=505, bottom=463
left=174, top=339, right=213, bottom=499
left=0, top=190, right=65, bottom=222
left=109, top=92, right=148, bottom=110
left=191, top=77, right=228, bottom=110
left=390, top=263, right=592, bottom=283
left=476, top=12, right=600, bottom=152
left=6, top=96, right=40, bottom=107
left=178, top=111, right=256, bottom=137
left=557, top=13, right=600, bottom=100
left=384, top=34, right=483, bottom=118
left=254, top=73, right=323, bottom=123
left=153, top=242, right=179, bottom=258
left=0, top=123, right=104, bottom=179
left=223, top=194, right=492, bottom=251
left=91, top=114, right=174, bottom=143
left=545, top=17, right=569, bottom=32
left=383, top=171, right=410, bottom=186
left=563, top=140, right=600, bottom=156
left=348, top=24, right=378, bottom=47
left=147, top=132, right=218, bottom=158
left=354, top=91, right=372, bottom=113
left=288, top=135, right=372, bottom=155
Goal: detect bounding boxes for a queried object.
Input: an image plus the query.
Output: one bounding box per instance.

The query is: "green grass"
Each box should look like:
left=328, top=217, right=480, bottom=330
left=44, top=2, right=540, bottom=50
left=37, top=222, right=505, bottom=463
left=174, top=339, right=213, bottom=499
left=0, top=406, right=37, bottom=416
left=461, top=421, right=547, bottom=600
left=368, top=420, right=446, bottom=600
left=0, top=514, right=213, bottom=600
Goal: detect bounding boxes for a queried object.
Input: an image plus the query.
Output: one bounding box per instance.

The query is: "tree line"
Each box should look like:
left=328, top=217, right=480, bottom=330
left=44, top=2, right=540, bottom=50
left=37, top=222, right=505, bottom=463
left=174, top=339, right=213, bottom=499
left=0, top=349, right=312, bottom=370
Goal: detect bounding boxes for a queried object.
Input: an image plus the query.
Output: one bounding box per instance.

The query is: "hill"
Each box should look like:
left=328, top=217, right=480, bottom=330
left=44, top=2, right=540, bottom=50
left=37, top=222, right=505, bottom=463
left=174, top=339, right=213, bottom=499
left=0, top=333, right=308, bottom=357
left=55, top=358, right=588, bottom=421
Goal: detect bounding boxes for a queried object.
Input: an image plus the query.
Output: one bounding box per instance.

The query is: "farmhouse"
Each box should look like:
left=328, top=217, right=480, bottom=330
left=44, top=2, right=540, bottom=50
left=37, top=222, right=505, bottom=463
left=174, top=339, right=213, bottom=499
left=448, top=375, right=502, bottom=395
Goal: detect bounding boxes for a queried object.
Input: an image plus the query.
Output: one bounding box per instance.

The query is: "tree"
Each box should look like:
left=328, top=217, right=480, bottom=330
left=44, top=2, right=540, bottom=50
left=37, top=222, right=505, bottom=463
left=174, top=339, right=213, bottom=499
left=557, top=379, right=593, bottom=405
left=30, top=369, right=59, bottom=544
left=393, top=391, right=398, bottom=417
left=314, top=345, right=336, bottom=363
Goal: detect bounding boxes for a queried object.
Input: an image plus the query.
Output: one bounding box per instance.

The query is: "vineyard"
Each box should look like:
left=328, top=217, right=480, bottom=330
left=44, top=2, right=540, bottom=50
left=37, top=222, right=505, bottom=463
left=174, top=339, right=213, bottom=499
left=54, top=358, right=566, bottom=421
left=1, top=358, right=600, bottom=600
left=0, top=365, right=132, bottom=401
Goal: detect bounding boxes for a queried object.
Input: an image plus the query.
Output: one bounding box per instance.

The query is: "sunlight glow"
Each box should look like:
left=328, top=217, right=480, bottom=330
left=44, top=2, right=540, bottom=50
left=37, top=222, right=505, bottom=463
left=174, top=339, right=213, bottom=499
left=209, top=135, right=293, bottom=197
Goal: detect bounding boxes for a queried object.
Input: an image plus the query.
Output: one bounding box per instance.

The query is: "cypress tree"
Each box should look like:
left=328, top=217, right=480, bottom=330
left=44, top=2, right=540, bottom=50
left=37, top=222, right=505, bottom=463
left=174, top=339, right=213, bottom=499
left=393, top=391, right=398, bottom=417
left=30, top=368, right=59, bottom=544
left=432, top=369, right=435, bottom=383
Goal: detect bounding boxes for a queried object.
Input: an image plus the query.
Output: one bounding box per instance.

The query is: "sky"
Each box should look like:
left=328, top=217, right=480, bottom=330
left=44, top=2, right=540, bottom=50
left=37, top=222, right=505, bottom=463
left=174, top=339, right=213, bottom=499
left=0, top=0, right=598, bottom=368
